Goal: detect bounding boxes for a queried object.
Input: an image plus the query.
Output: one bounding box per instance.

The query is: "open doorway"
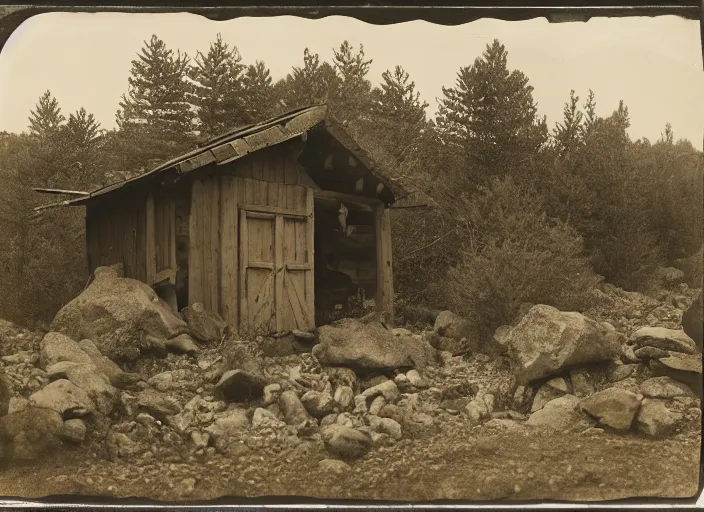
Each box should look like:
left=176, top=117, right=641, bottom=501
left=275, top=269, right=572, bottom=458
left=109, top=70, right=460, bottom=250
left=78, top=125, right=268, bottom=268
left=313, top=199, right=377, bottom=326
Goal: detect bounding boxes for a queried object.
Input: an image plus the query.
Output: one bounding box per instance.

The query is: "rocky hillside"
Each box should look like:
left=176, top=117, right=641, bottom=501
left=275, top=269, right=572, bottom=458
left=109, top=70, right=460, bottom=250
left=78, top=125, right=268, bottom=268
left=0, top=266, right=700, bottom=502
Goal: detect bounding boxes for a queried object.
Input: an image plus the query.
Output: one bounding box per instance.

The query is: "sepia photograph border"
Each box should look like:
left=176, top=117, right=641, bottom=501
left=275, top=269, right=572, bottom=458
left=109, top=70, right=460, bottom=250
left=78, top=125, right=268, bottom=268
left=0, top=0, right=702, bottom=509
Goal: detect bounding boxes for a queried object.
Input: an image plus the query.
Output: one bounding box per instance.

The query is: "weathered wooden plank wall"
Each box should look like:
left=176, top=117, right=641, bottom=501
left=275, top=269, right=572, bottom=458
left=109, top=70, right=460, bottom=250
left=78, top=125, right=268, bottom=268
left=85, top=194, right=147, bottom=282
left=188, top=143, right=315, bottom=328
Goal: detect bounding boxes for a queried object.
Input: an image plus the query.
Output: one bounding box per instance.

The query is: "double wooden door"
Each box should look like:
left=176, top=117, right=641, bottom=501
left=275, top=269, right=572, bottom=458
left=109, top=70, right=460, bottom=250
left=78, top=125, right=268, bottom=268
left=239, top=206, right=315, bottom=334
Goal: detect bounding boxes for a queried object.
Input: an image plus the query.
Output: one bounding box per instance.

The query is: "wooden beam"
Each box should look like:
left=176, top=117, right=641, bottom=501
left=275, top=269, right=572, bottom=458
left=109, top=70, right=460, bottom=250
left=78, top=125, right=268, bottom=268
left=374, top=205, right=394, bottom=323
left=314, top=190, right=383, bottom=208
left=33, top=188, right=90, bottom=196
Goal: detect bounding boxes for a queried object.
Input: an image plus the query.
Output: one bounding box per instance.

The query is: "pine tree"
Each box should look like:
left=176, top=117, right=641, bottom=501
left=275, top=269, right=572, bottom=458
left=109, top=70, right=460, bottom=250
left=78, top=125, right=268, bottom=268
left=436, top=39, right=548, bottom=181
left=331, top=41, right=373, bottom=122
left=281, top=49, right=339, bottom=109
left=582, top=89, right=598, bottom=135
left=661, top=123, right=674, bottom=145
left=554, top=90, right=584, bottom=156
left=28, top=90, right=65, bottom=137
left=66, top=107, right=102, bottom=147
left=241, top=61, right=276, bottom=122
left=117, top=35, right=194, bottom=135
left=369, top=65, right=428, bottom=162
left=188, top=34, right=247, bottom=138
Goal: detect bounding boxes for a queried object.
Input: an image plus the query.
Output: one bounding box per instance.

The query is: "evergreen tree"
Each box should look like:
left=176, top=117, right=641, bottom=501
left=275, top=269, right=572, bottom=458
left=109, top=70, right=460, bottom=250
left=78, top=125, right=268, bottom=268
left=280, top=49, right=339, bottom=109
left=241, top=61, right=276, bottom=122
left=117, top=35, right=194, bottom=135
left=66, top=107, right=102, bottom=147
left=554, top=90, right=584, bottom=156
left=28, top=90, right=65, bottom=137
left=331, top=41, right=373, bottom=123
left=188, top=34, right=247, bottom=138
left=368, top=65, right=428, bottom=162
left=436, top=39, right=548, bottom=182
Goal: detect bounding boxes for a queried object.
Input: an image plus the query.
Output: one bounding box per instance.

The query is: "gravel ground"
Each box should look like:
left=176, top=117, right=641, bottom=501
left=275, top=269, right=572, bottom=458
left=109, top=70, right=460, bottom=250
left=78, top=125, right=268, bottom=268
left=0, top=418, right=700, bottom=504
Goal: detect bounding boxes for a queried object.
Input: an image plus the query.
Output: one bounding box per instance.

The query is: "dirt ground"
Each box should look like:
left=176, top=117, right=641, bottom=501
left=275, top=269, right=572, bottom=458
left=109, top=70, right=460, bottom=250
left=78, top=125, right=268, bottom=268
left=0, top=418, right=700, bottom=505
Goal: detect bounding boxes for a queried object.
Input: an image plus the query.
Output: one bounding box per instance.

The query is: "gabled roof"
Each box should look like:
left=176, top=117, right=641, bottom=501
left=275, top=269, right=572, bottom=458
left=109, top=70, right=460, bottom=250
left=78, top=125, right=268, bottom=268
left=35, top=104, right=408, bottom=211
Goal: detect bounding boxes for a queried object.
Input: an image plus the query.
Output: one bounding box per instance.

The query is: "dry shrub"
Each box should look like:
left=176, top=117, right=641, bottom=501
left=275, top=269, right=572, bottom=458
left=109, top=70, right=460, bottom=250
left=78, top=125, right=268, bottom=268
left=445, top=176, right=602, bottom=339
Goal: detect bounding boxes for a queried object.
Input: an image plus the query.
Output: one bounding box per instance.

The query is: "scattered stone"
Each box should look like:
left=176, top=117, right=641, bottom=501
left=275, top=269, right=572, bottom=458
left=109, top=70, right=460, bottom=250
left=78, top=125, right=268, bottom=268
left=0, top=407, right=65, bottom=461
left=368, top=396, right=386, bottom=416
left=322, top=367, right=358, bottom=390
left=292, top=329, right=317, bottom=343
left=190, top=431, right=210, bottom=450
left=434, top=311, right=472, bottom=340
left=631, top=326, right=696, bottom=355
left=29, top=379, right=95, bottom=418
left=545, top=377, right=569, bottom=393
left=301, top=387, right=336, bottom=419
left=506, top=305, right=622, bottom=383
left=636, top=398, right=683, bottom=437
left=60, top=418, right=87, bottom=443
left=7, top=396, right=29, bottom=414
left=252, top=407, right=285, bottom=429
left=580, top=388, right=642, bottom=431
left=205, top=409, right=249, bottom=449
left=640, top=376, right=695, bottom=398
left=368, top=416, right=402, bottom=440
left=314, top=318, right=439, bottom=372
left=214, top=369, right=267, bottom=403
left=333, top=386, right=354, bottom=411
left=77, top=339, right=124, bottom=381
left=321, top=424, right=372, bottom=460
left=279, top=390, right=311, bottom=426
left=360, top=380, right=400, bottom=403
left=165, top=334, right=199, bottom=354
left=181, top=478, right=197, bottom=495
left=406, top=370, right=428, bottom=389
left=39, top=332, right=93, bottom=370
left=181, top=303, right=227, bottom=344
left=263, top=383, right=282, bottom=406
left=531, top=384, right=564, bottom=413
left=425, top=332, right=466, bottom=356
left=62, top=363, right=119, bottom=414
left=465, top=399, right=490, bottom=425
left=649, top=352, right=702, bottom=395
left=634, top=346, right=670, bottom=360
left=318, top=458, right=351, bottom=474
left=526, top=395, right=595, bottom=432
left=622, top=345, right=640, bottom=364
left=137, top=389, right=181, bottom=421
left=608, top=361, right=635, bottom=383
left=569, top=369, right=595, bottom=398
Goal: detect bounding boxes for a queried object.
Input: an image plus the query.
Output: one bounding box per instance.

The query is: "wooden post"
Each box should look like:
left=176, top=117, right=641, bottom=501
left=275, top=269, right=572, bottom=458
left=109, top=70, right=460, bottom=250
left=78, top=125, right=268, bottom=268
left=374, top=204, right=394, bottom=323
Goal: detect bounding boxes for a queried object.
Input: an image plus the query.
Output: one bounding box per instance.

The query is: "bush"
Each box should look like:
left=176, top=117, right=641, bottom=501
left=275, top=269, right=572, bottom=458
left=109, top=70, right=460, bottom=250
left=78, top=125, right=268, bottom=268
left=445, top=177, right=602, bottom=339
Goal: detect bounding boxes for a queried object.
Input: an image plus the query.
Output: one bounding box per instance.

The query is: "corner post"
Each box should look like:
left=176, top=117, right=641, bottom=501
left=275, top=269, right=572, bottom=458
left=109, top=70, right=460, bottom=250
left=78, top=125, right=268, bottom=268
left=374, top=204, right=394, bottom=323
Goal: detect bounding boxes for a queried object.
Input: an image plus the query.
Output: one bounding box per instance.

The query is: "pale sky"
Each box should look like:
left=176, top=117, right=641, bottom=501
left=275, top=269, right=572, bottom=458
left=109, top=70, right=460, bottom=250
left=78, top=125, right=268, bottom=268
left=1, top=13, right=702, bottom=148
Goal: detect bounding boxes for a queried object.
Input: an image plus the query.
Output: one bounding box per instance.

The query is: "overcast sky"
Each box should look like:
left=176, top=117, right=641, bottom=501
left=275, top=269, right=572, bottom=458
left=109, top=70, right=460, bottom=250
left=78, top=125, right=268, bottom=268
left=0, top=13, right=702, bottom=148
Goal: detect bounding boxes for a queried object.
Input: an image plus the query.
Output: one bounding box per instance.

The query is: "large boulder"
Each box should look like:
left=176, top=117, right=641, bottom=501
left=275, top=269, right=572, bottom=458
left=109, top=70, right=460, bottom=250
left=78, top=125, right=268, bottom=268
left=636, top=398, right=683, bottom=437
left=50, top=266, right=189, bottom=361
left=433, top=311, right=472, bottom=341
left=649, top=352, right=702, bottom=397
left=28, top=379, right=95, bottom=418
left=682, top=293, right=702, bottom=353
left=314, top=318, right=439, bottom=372
left=630, top=326, right=697, bottom=355
left=62, top=363, right=119, bottom=414
left=0, top=407, right=64, bottom=461
left=181, top=303, right=227, bottom=344
left=506, top=305, right=623, bottom=383
left=525, top=394, right=595, bottom=432
left=214, top=370, right=267, bottom=403
left=580, top=388, right=642, bottom=431
left=640, top=376, right=696, bottom=398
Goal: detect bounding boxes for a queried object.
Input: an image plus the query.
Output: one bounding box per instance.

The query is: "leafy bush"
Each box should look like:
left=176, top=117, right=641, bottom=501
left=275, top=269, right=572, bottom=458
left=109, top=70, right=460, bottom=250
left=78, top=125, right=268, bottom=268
left=445, top=177, right=602, bottom=339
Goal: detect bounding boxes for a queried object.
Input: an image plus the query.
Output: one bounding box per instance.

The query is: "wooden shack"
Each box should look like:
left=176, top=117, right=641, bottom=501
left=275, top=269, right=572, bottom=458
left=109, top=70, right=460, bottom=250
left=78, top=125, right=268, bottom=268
left=35, top=105, right=405, bottom=336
